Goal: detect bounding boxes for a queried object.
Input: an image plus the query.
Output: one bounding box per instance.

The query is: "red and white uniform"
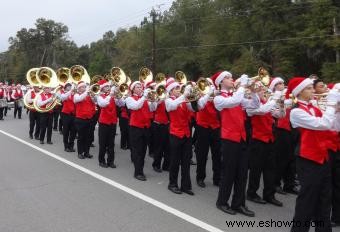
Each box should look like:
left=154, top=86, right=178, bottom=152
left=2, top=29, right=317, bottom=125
left=97, top=93, right=124, bottom=125
left=36, top=92, right=53, bottom=113
left=60, top=89, right=75, bottom=115
left=73, top=91, right=96, bottom=119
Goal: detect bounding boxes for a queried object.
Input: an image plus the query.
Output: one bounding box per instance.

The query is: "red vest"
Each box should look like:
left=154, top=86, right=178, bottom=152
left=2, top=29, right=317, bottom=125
left=120, top=106, right=129, bottom=119
left=250, top=100, right=274, bottom=143
left=75, top=95, right=95, bottom=120
left=154, top=101, right=169, bottom=124
left=61, top=91, right=75, bottom=115
left=13, top=89, right=23, bottom=99
left=196, top=101, right=220, bottom=129
left=297, top=104, right=330, bottom=164
left=40, top=92, right=53, bottom=113
left=98, top=94, right=117, bottom=125
left=168, top=96, right=191, bottom=138
left=29, top=91, right=37, bottom=112
left=0, top=88, right=5, bottom=98
left=218, top=92, right=246, bottom=142
left=277, top=109, right=291, bottom=131
left=129, top=95, right=151, bottom=128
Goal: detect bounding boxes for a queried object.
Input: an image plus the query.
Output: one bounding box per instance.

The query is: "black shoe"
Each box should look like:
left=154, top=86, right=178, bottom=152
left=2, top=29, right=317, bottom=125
left=68, top=148, right=76, bottom=152
left=284, top=187, right=300, bottom=195
left=84, top=153, right=93, bottom=159
left=35, top=136, right=39, bottom=140
left=135, top=174, right=147, bottom=181
left=197, top=180, right=206, bottom=188
left=64, top=148, right=71, bottom=152
left=275, top=186, right=287, bottom=195
left=108, top=163, right=116, bottom=168
left=331, top=221, right=340, bottom=227
left=181, top=189, right=194, bottom=196
left=233, top=206, right=255, bottom=217
left=29, top=135, right=33, bottom=139
left=47, top=141, right=53, bottom=145
left=99, top=162, right=108, bottom=168
left=78, top=154, right=85, bottom=159
left=121, top=146, right=128, bottom=150
left=216, top=204, right=236, bottom=215
left=247, top=195, right=266, bottom=204
left=168, top=185, right=182, bottom=194
left=190, top=159, right=196, bottom=165
left=90, top=143, right=95, bottom=147
left=264, top=197, right=283, bottom=207
left=40, top=141, right=44, bottom=144
left=153, top=166, right=162, bottom=173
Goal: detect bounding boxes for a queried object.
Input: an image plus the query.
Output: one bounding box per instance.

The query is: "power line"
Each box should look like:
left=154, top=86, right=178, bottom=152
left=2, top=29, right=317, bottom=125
left=155, top=34, right=340, bottom=51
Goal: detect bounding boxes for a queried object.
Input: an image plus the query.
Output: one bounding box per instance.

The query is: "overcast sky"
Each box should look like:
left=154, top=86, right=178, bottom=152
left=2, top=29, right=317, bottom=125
left=0, top=0, right=173, bottom=52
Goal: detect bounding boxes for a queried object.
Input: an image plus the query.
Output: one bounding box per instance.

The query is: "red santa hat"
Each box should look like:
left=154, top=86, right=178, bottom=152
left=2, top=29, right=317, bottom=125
left=166, top=77, right=179, bottom=92
left=77, top=81, right=86, bottom=89
left=210, top=71, right=232, bottom=88
left=130, top=81, right=142, bottom=92
left=327, top=83, right=335, bottom=90
left=145, top=80, right=156, bottom=89
left=285, top=77, right=313, bottom=99
left=98, top=79, right=110, bottom=90
left=269, top=77, right=284, bottom=91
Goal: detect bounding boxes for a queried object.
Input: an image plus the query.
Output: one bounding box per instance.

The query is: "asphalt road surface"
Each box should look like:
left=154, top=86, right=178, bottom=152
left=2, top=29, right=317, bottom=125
left=0, top=111, right=338, bottom=232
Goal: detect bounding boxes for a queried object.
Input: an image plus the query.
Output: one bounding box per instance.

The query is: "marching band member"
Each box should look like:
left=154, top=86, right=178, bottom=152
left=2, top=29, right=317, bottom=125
left=246, top=81, right=285, bottom=207
left=35, top=86, right=54, bottom=144
left=145, top=81, right=156, bottom=158
left=288, top=77, right=340, bottom=232
left=74, top=81, right=96, bottom=159
left=152, top=84, right=170, bottom=173
left=11, top=84, right=23, bottom=119
left=195, top=78, right=221, bottom=188
left=165, top=78, right=196, bottom=195
left=125, top=81, right=157, bottom=181
left=213, top=72, right=259, bottom=217
left=0, top=82, right=7, bottom=120
left=270, top=77, right=299, bottom=195
left=96, top=80, right=124, bottom=168
left=26, top=85, right=41, bottom=139
left=60, top=83, right=76, bottom=152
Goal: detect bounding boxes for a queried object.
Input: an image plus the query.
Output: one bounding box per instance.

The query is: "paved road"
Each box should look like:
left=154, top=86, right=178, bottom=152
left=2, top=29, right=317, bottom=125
left=0, top=112, right=338, bottom=232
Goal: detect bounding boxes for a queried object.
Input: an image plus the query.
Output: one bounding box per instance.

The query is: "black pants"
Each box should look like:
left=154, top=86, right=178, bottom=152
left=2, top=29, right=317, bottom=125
left=98, top=123, right=117, bottom=165
left=0, top=107, right=4, bottom=119
left=29, top=111, right=40, bottom=138
left=275, top=128, right=296, bottom=190
left=39, top=113, right=53, bottom=142
left=291, top=157, right=332, bottom=232
left=75, top=118, right=91, bottom=155
left=169, top=134, right=192, bottom=190
left=195, top=125, right=221, bottom=183
left=148, top=121, right=155, bottom=155
left=4, top=106, right=8, bottom=116
left=62, top=113, right=76, bottom=150
left=330, top=150, right=340, bottom=224
left=89, top=112, right=99, bottom=144
left=14, top=101, right=22, bottom=119
left=130, top=126, right=149, bottom=176
left=217, top=139, right=248, bottom=209
left=53, top=108, right=60, bottom=130
left=152, top=123, right=170, bottom=170
left=119, top=117, right=129, bottom=149
left=247, top=139, right=276, bottom=200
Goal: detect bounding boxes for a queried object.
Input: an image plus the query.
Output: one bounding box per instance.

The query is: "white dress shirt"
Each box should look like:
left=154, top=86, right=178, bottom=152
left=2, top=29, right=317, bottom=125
left=97, top=94, right=125, bottom=108
left=247, top=99, right=285, bottom=118
left=36, top=93, right=53, bottom=107
left=126, top=94, right=157, bottom=112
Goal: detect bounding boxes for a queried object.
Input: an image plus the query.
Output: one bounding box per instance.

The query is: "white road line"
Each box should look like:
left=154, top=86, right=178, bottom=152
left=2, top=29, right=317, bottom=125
left=0, top=130, right=225, bottom=232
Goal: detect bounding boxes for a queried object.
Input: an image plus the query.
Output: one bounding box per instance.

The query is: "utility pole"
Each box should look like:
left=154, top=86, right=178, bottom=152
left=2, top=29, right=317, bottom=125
left=333, top=17, right=340, bottom=63
left=151, top=9, right=156, bottom=73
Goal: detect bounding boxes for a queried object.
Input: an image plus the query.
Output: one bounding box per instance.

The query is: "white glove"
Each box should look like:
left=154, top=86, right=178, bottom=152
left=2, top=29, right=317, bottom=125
left=327, top=89, right=338, bottom=103
left=184, top=85, right=192, bottom=97
left=272, top=90, right=282, bottom=101
left=47, top=97, right=54, bottom=103
left=143, top=88, right=151, bottom=97
left=284, top=99, right=292, bottom=107
left=208, top=85, right=215, bottom=96
left=110, top=86, right=116, bottom=94
left=239, top=74, right=249, bottom=87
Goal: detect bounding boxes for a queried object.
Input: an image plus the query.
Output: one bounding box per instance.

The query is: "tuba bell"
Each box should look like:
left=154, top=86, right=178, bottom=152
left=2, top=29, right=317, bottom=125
left=175, top=71, right=187, bottom=85
left=111, top=67, right=127, bottom=86
left=56, top=67, right=70, bottom=85
left=196, top=77, right=211, bottom=95
left=139, top=67, right=153, bottom=84
left=249, top=67, right=270, bottom=88
left=24, top=68, right=40, bottom=110
left=36, top=67, right=59, bottom=88
left=155, top=73, right=166, bottom=86
left=70, top=65, right=90, bottom=84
